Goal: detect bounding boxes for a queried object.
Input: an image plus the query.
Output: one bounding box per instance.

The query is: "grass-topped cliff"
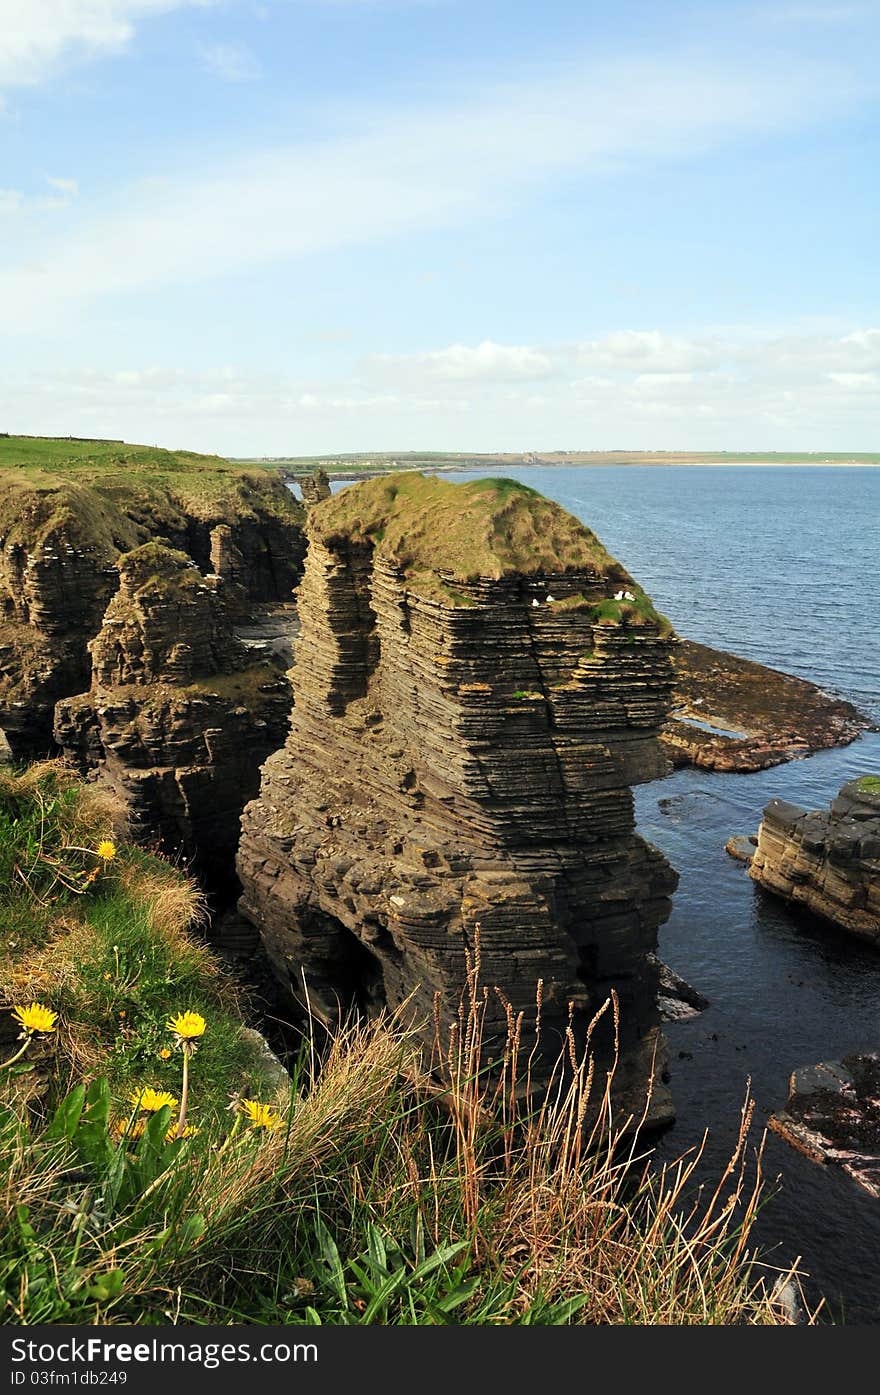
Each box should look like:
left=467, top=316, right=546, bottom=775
left=0, top=436, right=306, bottom=755
left=0, top=435, right=303, bottom=551
left=312, top=472, right=671, bottom=630
left=313, top=473, right=619, bottom=581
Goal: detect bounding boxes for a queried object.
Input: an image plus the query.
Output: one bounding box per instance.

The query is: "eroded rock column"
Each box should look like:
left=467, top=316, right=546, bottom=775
left=237, top=474, right=679, bottom=1124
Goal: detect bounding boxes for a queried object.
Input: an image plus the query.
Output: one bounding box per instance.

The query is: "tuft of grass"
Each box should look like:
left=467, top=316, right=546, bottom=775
left=589, top=589, right=673, bottom=636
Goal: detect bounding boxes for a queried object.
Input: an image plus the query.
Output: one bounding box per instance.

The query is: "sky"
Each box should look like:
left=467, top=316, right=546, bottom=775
left=0, top=0, right=878, bottom=455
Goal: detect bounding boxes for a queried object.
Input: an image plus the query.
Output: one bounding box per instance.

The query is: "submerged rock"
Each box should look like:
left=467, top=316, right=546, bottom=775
left=770, top=1054, right=880, bottom=1198
left=238, top=473, right=680, bottom=1126
left=725, top=834, right=757, bottom=865
left=748, top=777, right=880, bottom=941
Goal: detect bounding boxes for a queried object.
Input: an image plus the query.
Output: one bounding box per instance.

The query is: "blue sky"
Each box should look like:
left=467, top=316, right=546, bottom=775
left=1, top=0, right=878, bottom=454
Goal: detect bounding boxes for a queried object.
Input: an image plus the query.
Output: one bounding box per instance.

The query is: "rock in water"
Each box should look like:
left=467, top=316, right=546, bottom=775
left=300, top=469, right=332, bottom=506
left=770, top=1055, right=880, bottom=1198
left=237, top=474, right=680, bottom=1126
left=749, top=777, right=880, bottom=941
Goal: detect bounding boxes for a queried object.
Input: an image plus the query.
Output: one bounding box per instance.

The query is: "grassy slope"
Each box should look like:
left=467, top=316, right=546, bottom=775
left=0, top=435, right=303, bottom=552
left=0, top=763, right=274, bottom=1119
left=0, top=745, right=801, bottom=1325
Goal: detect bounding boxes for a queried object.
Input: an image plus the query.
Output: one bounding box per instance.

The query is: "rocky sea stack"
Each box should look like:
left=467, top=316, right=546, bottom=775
left=749, top=776, right=880, bottom=941
left=237, top=473, right=679, bottom=1124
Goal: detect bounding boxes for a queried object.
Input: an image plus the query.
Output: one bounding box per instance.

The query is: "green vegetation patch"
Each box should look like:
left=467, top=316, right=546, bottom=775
left=0, top=436, right=303, bottom=558
left=0, top=763, right=273, bottom=1120
left=855, top=775, right=880, bottom=794
left=311, top=472, right=633, bottom=602
left=589, top=589, right=672, bottom=636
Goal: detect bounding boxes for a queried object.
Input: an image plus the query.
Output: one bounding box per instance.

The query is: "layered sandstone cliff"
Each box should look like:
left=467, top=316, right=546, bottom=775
left=55, top=543, right=292, bottom=897
left=749, top=777, right=880, bottom=940
left=0, top=448, right=305, bottom=755
left=238, top=474, right=679, bottom=1124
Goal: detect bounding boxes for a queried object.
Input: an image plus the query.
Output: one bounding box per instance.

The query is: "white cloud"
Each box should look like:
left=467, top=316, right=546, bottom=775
left=0, top=177, right=80, bottom=216
left=4, top=324, right=880, bottom=454
left=577, top=331, right=719, bottom=374
left=0, top=0, right=213, bottom=89
left=46, top=176, right=79, bottom=196
left=198, top=40, right=261, bottom=82
left=828, top=371, right=879, bottom=388
left=0, top=43, right=873, bottom=325
left=367, top=341, right=556, bottom=383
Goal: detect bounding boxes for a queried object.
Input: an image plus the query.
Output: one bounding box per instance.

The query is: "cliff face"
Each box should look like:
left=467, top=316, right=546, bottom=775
left=55, top=543, right=292, bottom=897
left=749, top=777, right=880, bottom=941
left=0, top=450, right=305, bottom=755
left=237, top=474, right=679, bottom=1124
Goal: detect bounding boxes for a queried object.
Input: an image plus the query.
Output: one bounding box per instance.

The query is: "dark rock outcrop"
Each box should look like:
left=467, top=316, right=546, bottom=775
left=748, top=778, right=880, bottom=941
left=55, top=544, right=293, bottom=898
left=0, top=461, right=305, bottom=756
left=664, top=639, right=866, bottom=773
left=651, top=955, right=709, bottom=1022
left=770, top=1055, right=880, bottom=1198
left=300, top=469, right=332, bottom=507
left=237, top=474, right=679, bottom=1125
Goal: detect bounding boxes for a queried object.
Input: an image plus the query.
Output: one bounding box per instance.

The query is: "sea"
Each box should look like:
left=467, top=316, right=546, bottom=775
left=319, top=464, right=880, bottom=1320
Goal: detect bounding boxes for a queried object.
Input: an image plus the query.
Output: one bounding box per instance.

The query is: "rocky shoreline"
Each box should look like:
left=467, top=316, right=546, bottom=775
left=663, top=638, right=868, bottom=773
left=0, top=446, right=875, bottom=1137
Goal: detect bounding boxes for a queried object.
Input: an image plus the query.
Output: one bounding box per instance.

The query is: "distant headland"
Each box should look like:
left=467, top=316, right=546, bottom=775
left=231, top=449, right=880, bottom=478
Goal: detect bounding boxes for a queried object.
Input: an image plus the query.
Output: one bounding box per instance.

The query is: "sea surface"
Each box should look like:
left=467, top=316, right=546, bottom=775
left=427, top=465, right=880, bottom=1321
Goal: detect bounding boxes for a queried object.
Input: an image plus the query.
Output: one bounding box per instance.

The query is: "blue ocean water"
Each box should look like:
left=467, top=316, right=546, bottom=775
left=432, top=465, right=880, bottom=1320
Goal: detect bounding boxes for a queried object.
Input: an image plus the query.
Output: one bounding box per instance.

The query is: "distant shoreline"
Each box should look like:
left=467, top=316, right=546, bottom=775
left=236, top=452, right=880, bottom=478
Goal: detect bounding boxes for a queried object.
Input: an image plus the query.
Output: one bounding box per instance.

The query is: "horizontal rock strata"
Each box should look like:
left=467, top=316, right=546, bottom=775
left=238, top=473, right=679, bottom=1125
left=56, top=544, right=293, bottom=898
left=0, top=460, right=304, bottom=755
left=749, top=777, right=880, bottom=940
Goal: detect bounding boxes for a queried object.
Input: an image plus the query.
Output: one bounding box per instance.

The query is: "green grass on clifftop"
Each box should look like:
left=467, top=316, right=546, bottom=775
left=0, top=435, right=303, bottom=552
left=312, top=472, right=633, bottom=598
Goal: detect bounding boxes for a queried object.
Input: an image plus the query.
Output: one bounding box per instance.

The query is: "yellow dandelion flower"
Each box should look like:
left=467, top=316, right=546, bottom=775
left=96, top=840, right=117, bottom=861
left=129, top=1087, right=178, bottom=1114
left=239, top=1098, right=283, bottom=1131
left=167, top=1010, right=206, bottom=1042
left=12, top=1002, right=58, bottom=1036
left=166, top=1124, right=199, bottom=1141
left=112, top=1116, right=146, bottom=1140
left=159, top=1047, right=171, bottom=1060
